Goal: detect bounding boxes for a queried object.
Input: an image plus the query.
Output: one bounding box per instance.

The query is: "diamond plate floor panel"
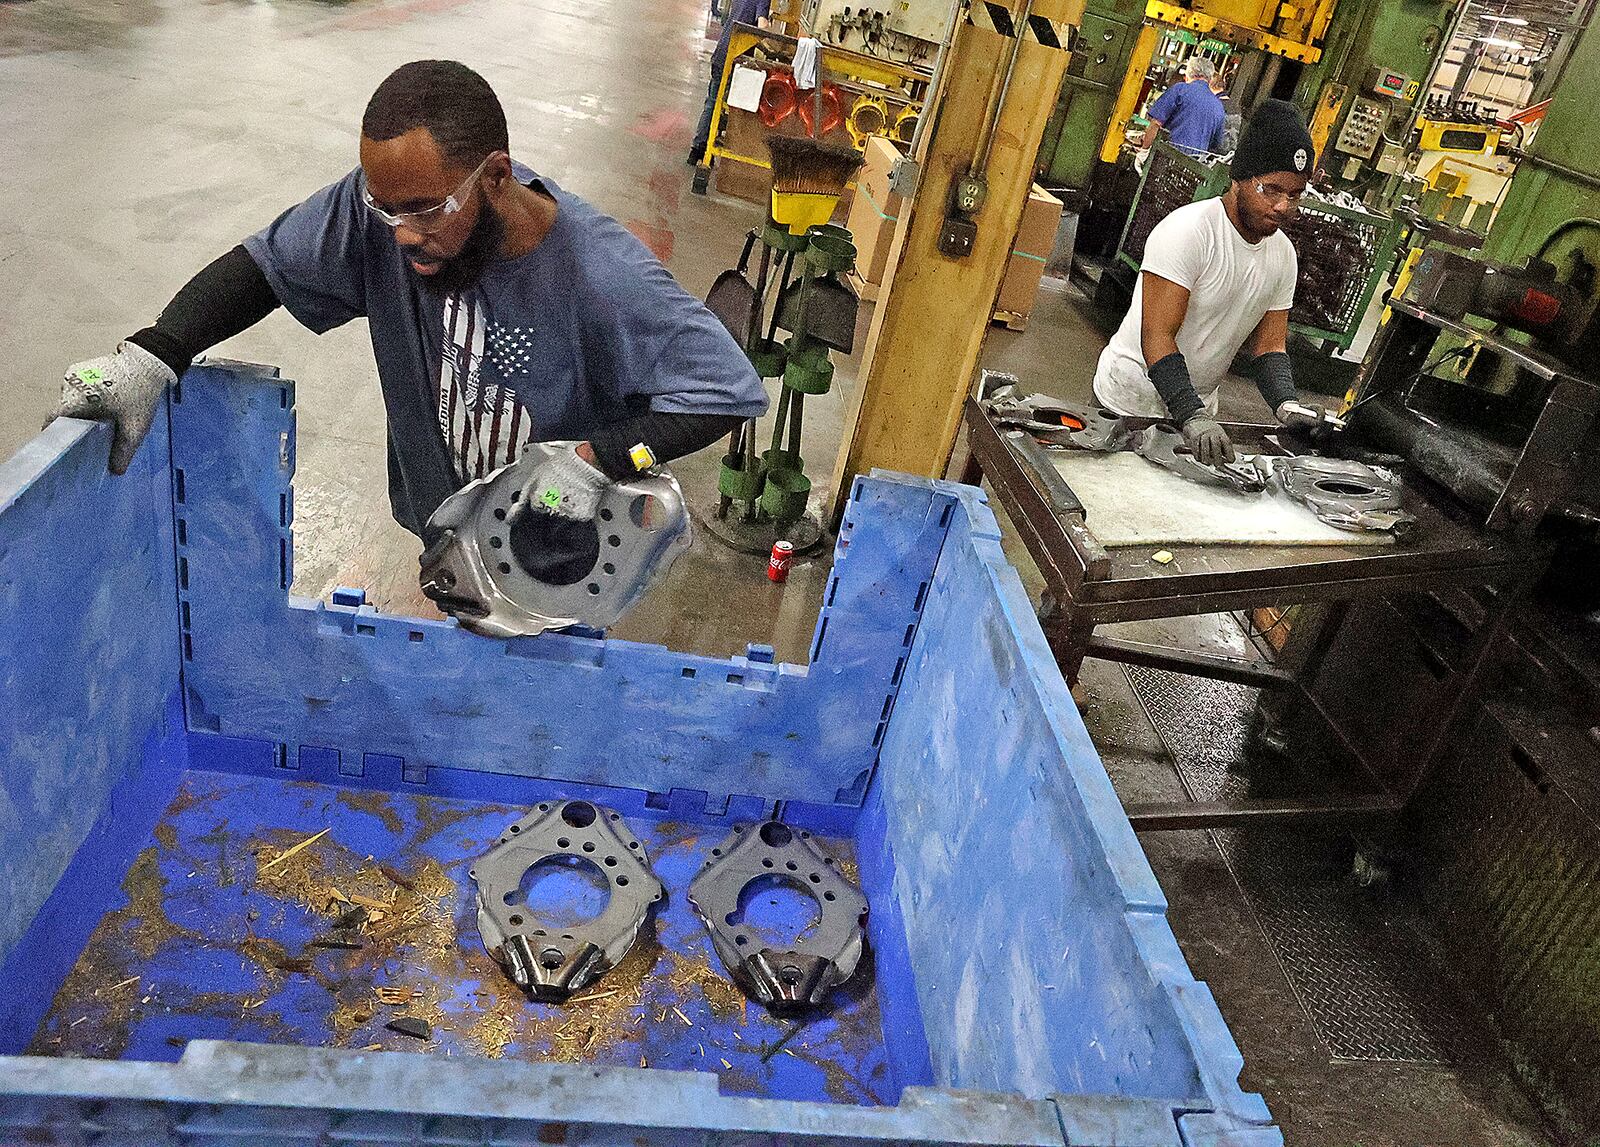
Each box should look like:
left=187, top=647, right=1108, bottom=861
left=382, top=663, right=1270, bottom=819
left=1126, top=664, right=1471, bottom=1065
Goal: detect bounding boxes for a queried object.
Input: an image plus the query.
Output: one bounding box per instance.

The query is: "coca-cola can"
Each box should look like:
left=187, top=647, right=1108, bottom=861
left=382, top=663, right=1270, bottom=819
left=767, top=539, right=794, bottom=583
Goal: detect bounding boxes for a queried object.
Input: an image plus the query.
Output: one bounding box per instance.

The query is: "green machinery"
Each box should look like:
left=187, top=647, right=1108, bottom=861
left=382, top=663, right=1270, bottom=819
left=1036, top=0, right=1151, bottom=192
left=702, top=221, right=860, bottom=554
left=1478, top=15, right=1600, bottom=361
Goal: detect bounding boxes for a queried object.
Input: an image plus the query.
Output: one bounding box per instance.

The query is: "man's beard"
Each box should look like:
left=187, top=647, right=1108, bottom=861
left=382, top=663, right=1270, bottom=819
left=412, top=202, right=506, bottom=295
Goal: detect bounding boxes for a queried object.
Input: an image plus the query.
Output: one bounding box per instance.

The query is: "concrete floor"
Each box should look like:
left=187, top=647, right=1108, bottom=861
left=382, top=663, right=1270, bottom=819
left=0, top=1, right=1556, bottom=1143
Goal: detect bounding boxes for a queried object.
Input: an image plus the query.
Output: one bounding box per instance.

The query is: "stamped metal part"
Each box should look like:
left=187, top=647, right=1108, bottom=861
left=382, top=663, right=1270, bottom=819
left=419, top=441, right=691, bottom=637
left=984, top=386, right=1140, bottom=452
left=1137, top=424, right=1267, bottom=493
left=471, top=800, right=664, bottom=1002
left=1268, top=455, right=1417, bottom=536
left=688, top=821, right=868, bottom=1010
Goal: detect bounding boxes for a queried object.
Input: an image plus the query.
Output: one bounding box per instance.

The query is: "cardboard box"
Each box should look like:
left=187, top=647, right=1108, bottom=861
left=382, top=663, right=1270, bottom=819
left=845, top=136, right=906, bottom=288
left=995, top=184, right=1063, bottom=320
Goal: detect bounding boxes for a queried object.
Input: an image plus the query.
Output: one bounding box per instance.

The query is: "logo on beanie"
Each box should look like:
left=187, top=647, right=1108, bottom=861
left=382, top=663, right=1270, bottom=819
left=1293, top=147, right=1309, bottom=171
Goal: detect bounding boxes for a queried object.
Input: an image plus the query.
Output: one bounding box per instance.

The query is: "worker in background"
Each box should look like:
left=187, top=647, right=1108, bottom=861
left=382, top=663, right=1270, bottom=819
left=1140, top=57, right=1228, bottom=157
left=1095, top=100, right=1325, bottom=465
left=54, top=60, right=767, bottom=545
left=689, top=0, right=772, bottom=166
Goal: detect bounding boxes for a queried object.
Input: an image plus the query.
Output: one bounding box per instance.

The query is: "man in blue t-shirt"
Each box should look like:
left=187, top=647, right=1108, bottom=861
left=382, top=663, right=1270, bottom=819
left=690, top=0, right=772, bottom=165
left=1141, top=57, right=1228, bottom=157
left=52, top=60, right=768, bottom=540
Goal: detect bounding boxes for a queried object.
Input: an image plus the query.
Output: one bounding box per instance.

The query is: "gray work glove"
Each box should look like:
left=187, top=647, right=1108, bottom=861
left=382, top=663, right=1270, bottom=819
left=1276, top=400, right=1325, bottom=431
left=1181, top=413, right=1235, bottom=467
left=53, top=341, right=177, bottom=475
left=517, top=443, right=611, bottom=521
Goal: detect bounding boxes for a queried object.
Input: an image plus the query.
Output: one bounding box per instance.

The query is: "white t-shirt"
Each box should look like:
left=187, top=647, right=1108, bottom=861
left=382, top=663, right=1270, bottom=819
left=1093, top=196, right=1297, bottom=419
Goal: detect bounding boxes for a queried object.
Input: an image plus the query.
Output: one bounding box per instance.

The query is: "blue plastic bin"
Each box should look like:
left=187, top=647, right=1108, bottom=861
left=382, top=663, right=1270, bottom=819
left=0, top=362, right=1281, bottom=1145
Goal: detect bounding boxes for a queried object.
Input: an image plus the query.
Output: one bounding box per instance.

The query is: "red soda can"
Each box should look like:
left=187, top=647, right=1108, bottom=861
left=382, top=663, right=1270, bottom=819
left=767, top=539, right=794, bottom=583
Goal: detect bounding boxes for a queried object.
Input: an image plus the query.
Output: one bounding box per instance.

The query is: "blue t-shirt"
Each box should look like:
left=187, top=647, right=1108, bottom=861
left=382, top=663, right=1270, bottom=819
left=1148, top=80, right=1227, bottom=156
left=243, top=163, right=766, bottom=536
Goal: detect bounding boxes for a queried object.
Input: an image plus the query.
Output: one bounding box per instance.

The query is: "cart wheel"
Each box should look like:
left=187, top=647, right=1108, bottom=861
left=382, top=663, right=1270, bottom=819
left=692, top=168, right=710, bottom=196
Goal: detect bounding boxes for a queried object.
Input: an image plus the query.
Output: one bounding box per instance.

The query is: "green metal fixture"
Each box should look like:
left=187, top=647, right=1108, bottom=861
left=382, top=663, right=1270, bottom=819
left=702, top=222, right=860, bottom=556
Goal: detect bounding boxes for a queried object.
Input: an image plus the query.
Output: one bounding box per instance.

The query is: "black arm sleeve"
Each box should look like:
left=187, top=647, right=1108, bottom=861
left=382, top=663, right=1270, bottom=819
left=587, top=410, right=744, bottom=480
left=125, top=245, right=281, bottom=378
left=1249, top=350, right=1297, bottom=412
left=1147, top=351, right=1205, bottom=424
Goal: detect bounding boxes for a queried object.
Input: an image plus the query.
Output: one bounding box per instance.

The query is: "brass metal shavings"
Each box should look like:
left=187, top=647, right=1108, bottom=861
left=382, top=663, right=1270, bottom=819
left=27, top=846, right=203, bottom=1057
left=336, top=789, right=404, bottom=834
left=463, top=919, right=665, bottom=1063
left=660, top=946, right=746, bottom=1020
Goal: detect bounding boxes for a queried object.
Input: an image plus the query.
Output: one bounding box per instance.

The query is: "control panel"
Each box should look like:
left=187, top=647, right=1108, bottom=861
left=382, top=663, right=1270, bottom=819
left=1334, top=95, right=1387, bottom=159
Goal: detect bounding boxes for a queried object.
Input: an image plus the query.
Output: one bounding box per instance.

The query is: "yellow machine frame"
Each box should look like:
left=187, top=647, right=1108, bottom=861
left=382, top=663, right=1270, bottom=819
left=700, top=27, right=929, bottom=173
left=1099, top=0, right=1335, bottom=163
left=1416, top=115, right=1502, bottom=155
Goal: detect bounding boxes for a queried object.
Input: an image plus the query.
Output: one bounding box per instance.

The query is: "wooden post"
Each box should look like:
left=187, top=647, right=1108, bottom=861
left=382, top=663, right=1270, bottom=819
left=826, top=0, right=1081, bottom=522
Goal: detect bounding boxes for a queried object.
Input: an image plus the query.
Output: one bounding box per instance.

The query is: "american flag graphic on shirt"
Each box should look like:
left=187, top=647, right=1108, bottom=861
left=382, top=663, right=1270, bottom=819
left=437, top=292, right=539, bottom=482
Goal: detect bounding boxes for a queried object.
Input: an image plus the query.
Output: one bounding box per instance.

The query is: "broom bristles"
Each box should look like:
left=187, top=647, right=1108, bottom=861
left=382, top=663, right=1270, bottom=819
left=765, top=136, right=863, bottom=197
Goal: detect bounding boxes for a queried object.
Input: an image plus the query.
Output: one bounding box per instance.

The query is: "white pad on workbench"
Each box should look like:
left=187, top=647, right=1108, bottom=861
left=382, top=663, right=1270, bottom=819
left=1048, top=451, right=1395, bottom=548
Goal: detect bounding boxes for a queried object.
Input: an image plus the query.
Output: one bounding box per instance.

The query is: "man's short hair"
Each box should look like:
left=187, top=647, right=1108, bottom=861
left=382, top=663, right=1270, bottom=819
left=362, top=60, right=509, bottom=169
left=1186, top=57, right=1217, bottom=84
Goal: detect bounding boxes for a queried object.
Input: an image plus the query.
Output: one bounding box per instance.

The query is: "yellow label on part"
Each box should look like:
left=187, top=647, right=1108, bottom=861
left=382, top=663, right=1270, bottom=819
left=629, top=443, right=656, bottom=471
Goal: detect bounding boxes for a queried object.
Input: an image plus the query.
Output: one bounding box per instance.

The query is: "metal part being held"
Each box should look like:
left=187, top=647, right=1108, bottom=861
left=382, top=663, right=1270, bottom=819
left=1137, top=424, right=1267, bottom=493
left=471, top=800, right=664, bottom=1002
left=419, top=441, right=691, bottom=638
left=689, top=821, right=868, bottom=1010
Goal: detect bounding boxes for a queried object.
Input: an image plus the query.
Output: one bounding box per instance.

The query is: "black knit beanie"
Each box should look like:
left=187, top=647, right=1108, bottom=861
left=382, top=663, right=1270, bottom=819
left=1231, top=99, right=1316, bottom=183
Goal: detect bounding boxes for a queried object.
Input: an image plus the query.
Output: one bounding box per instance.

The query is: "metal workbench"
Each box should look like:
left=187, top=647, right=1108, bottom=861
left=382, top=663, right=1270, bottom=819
left=960, top=396, right=1550, bottom=832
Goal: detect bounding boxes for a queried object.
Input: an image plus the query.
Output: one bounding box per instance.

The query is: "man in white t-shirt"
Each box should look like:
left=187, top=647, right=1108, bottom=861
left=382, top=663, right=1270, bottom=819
left=1094, top=100, right=1326, bottom=465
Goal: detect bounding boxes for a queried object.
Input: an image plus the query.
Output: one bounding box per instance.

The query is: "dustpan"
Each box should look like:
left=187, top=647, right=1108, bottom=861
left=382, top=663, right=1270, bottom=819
left=705, top=230, right=760, bottom=342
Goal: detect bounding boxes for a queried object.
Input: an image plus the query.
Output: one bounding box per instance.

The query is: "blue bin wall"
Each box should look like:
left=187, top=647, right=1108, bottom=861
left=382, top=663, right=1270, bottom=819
left=165, top=362, right=949, bottom=812
left=0, top=414, right=183, bottom=977
left=0, top=363, right=1283, bottom=1146
left=870, top=484, right=1279, bottom=1141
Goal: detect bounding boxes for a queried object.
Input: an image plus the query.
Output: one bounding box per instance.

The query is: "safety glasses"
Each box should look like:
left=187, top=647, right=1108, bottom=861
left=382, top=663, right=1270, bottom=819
left=1251, top=179, right=1305, bottom=207
left=362, top=153, right=494, bottom=233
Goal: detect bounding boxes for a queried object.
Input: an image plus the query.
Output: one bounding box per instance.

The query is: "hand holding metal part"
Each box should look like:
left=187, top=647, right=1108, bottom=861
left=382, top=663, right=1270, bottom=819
left=1140, top=424, right=1267, bottom=493
left=1276, top=400, right=1347, bottom=433
left=419, top=441, right=690, bottom=638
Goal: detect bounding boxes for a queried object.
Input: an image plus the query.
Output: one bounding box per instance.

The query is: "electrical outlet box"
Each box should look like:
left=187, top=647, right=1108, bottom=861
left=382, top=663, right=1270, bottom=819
left=888, top=156, right=921, bottom=198
left=937, top=215, right=977, bottom=258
